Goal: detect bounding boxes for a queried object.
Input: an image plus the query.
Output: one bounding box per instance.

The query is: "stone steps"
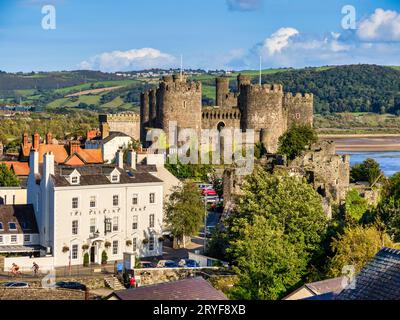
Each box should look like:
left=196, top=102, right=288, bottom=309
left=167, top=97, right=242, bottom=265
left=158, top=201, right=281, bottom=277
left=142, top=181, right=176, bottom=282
left=104, top=275, right=125, bottom=291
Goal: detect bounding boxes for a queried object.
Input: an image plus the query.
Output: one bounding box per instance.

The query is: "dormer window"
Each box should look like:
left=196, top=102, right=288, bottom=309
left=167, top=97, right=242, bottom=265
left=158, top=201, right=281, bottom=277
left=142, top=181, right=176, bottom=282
left=0, top=223, right=3, bottom=231
left=109, top=168, right=121, bottom=183
left=71, top=176, right=79, bottom=184
left=8, top=222, right=17, bottom=231
left=69, top=169, right=81, bottom=185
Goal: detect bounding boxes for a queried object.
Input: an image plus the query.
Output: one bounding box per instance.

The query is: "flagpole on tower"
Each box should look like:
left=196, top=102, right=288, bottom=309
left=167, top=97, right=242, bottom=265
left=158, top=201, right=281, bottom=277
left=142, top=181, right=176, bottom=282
left=259, top=56, right=262, bottom=85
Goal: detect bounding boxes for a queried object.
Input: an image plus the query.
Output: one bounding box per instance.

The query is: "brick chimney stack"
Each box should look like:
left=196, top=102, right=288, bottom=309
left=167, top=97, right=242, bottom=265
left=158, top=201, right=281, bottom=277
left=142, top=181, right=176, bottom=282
left=101, top=122, right=110, bottom=140
left=46, top=132, right=53, bottom=145
left=32, top=133, right=40, bottom=151
left=22, top=132, right=29, bottom=147
left=69, top=141, right=80, bottom=155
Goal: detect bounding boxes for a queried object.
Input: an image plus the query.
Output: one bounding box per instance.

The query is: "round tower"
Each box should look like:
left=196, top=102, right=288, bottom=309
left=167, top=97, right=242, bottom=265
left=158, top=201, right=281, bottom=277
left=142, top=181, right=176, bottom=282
left=237, top=74, right=251, bottom=91
left=216, top=76, right=230, bottom=107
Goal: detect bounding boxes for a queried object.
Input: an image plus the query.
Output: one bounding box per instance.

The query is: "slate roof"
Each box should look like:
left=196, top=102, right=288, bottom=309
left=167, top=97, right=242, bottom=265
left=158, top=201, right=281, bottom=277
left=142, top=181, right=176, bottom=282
left=110, top=277, right=228, bottom=301
left=283, top=277, right=345, bottom=300
left=0, top=205, right=39, bottom=234
left=337, top=247, right=400, bottom=300
left=88, top=132, right=131, bottom=145
left=305, top=277, right=346, bottom=295
left=50, top=164, right=163, bottom=187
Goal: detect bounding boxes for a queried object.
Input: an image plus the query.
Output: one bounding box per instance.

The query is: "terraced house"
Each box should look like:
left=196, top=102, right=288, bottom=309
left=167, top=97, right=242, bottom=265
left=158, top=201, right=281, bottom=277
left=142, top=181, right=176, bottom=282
left=26, top=148, right=164, bottom=268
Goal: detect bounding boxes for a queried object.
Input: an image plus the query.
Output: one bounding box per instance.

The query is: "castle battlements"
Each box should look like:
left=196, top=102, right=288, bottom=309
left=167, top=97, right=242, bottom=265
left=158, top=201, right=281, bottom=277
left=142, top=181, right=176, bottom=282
left=99, top=112, right=140, bottom=122
left=139, top=73, right=313, bottom=153
left=159, top=79, right=202, bottom=93
left=284, top=92, right=313, bottom=100
left=243, top=83, right=284, bottom=94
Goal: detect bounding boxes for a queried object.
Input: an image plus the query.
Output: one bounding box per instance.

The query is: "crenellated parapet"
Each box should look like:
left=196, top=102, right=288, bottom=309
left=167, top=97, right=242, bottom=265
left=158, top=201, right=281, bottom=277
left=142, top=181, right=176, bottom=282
left=283, top=92, right=314, bottom=128
left=138, top=73, right=314, bottom=151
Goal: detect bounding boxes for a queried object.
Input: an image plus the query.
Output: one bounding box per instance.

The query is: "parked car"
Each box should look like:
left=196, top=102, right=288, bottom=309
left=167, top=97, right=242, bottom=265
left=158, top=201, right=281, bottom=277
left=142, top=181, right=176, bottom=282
left=55, top=281, right=87, bottom=291
left=1, top=282, right=29, bottom=288
left=197, top=183, right=212, bottom=190
left=139, top=261, right=156, bottom=269
left=202, top=188, right=217, bottom=196
left=157, top=260, right=179, bottom=268
left=178, top=259, right=200, bottom=268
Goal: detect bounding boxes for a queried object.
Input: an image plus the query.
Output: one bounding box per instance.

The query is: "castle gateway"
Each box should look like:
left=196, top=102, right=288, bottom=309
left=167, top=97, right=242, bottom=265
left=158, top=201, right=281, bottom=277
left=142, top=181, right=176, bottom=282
left=140, top=74, right=313, bottom=153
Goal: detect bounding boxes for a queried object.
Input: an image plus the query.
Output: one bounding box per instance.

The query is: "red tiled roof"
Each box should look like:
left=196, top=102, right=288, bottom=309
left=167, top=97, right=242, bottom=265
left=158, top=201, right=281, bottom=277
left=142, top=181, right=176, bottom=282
left=20, top=139, right=103, bottom=165
left=1, top=162, right=30, bottom=176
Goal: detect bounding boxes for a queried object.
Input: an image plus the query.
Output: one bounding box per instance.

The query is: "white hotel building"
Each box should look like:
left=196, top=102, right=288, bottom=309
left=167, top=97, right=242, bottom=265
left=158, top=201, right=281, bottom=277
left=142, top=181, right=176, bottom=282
left=27, top=149, right=164, bottom=267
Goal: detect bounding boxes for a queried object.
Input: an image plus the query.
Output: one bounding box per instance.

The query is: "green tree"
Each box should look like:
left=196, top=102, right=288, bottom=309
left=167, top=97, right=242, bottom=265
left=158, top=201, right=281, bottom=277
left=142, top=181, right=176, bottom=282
left=345, top=189, right=369, bottom=225
left=254, top=142, right=267, bottom=159
left=277, top=125, right=318, bottom=161
left=350, top=158, right=383, bottom=186
left=231, top=168, right=327, bottom=256
left=328, top=225, right=394, bottom=277
left=226, top=168, right=328, bottom=299
left=368, top=173, right=400, bottom=241
left=0, top=164, right=20, bottom=187
left=229, top=216, right=307, bottom=300
left=164, top=181, right=205, bottom=248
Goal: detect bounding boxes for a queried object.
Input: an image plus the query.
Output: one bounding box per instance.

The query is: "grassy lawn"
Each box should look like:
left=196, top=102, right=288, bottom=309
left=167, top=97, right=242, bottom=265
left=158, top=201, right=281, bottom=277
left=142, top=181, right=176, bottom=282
left=54, top=79, right=139, bottom=96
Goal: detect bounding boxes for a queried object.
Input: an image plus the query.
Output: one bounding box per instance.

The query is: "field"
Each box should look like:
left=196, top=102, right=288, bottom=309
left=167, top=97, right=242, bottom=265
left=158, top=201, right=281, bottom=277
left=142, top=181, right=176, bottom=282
left=314, top=113, right=400, bottom=134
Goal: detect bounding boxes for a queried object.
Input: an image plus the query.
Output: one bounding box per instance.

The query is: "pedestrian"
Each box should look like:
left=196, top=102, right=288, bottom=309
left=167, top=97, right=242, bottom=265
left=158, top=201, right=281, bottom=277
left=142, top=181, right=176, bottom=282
left=129, top=276, right=136, bottom=289
left=11, top=263, right=20, bottom=277
left=32, top=262, right=39, bottom=277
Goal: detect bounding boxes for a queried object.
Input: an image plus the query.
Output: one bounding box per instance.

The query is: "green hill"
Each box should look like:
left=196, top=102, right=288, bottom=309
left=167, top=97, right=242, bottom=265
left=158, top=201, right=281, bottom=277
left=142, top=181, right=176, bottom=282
left=2, top=65, right=400, bottom=115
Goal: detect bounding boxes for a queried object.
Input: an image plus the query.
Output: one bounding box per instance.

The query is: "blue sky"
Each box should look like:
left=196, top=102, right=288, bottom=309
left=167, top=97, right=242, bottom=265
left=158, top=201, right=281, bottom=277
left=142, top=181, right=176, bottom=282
left=1, top=0, right=400, bottom=72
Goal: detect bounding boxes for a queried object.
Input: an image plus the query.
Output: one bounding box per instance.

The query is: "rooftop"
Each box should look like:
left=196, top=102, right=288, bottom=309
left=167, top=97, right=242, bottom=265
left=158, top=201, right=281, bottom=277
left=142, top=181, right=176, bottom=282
left=110, top=277, right=227, bottom=301
left=337, top=247, right=400, bottom=300
left=50, top=164, right=162, bottom=187
left=0, top=205, right=39, bottom=234
left=87, top=131, right=131, bottom=145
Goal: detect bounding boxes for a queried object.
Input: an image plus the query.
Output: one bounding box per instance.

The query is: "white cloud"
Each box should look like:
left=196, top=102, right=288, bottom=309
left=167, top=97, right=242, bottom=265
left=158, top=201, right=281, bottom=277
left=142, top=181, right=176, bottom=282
left=226, top=0, right=262, bottom=12
left=357, top=8, right=400, bottom=42
left=79, top=48, right=177, bottom=72
left=262, top=27, right=299, bottom=55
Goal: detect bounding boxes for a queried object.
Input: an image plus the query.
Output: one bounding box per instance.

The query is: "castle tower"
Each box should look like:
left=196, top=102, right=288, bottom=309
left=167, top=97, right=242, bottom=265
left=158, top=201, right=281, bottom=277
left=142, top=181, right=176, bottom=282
left=284, top=93, right=314, bottom=128
left=149, top=89, right=157, bottom=128
left=140, top=91, right=150, bottom=142
left=239, top=83, right=285, bottom=153
left=216, top=76, right=230, bottom=107
left=237, top=74, right=251, bottom=91
left=157, top=74, right=202, bottom=142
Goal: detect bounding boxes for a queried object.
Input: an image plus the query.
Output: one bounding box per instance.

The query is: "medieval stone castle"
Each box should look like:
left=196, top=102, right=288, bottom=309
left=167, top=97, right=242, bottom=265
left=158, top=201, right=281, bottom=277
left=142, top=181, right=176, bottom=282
left=140, top=74, right=314, bottom=152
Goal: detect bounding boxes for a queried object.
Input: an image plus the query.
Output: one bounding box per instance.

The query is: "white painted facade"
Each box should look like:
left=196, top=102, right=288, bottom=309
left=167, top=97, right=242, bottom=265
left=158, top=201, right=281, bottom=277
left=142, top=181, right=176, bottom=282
left=85, top=134, right=132, bottom=164
left=27, top=150, right=164, bottom=268
left=0, top=233, right=40, bottom=248
left=0, top=187, right=27, bottom=205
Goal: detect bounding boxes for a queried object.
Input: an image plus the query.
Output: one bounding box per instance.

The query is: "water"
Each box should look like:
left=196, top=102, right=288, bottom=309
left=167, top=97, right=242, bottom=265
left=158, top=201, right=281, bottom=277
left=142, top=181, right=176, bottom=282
left=338, top=151, right=400, bottom=177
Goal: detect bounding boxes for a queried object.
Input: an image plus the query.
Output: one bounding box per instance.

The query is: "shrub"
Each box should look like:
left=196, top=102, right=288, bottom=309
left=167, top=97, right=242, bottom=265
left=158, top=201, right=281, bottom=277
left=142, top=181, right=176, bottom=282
left=83, top=253, right=89, bottom=267
left=101, top=250, right=108, bottom=265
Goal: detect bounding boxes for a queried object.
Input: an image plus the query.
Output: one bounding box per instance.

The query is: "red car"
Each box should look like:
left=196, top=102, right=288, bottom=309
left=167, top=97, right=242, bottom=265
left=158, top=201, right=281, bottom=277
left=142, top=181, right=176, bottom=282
left=202, top=188, right=217, bottom=196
